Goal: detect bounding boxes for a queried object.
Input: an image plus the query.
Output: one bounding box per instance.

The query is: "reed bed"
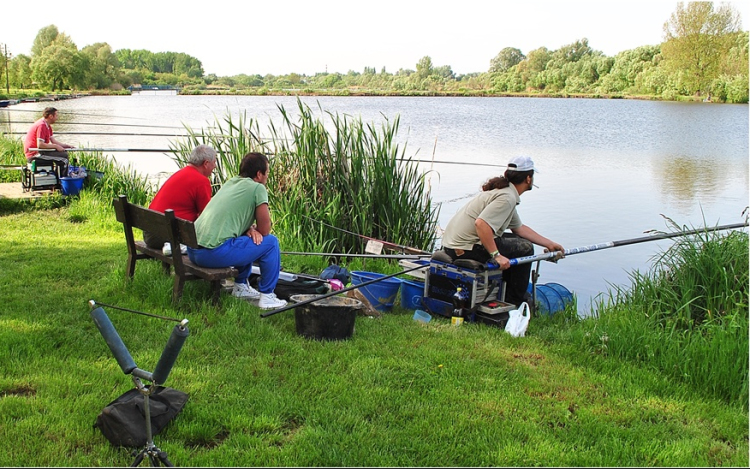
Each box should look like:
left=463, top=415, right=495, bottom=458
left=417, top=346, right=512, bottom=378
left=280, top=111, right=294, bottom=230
left=576, top=221, right=749, bottom=407
left=268, top=99, right=439, bottom=255
left=167, top=100, right=439, bottom=257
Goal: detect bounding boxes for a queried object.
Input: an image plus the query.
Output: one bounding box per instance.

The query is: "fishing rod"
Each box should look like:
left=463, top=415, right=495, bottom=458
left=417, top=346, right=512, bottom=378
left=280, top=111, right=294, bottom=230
left=33, top=147, right=174, bottom=153
left=6, top=131, right=197, bottom=137
left=7, top=120, right=188, bottom=130
left=1, top=108, right=151, bottom=120
left=301, top=215, right=432, bottom=255
left=281, top=251, right=430, bottom=259
left=395, top=158, right=505, bottom=168
left=509, top=222, right=749, bottom=267
left=260, top=263, right=426, bottom=318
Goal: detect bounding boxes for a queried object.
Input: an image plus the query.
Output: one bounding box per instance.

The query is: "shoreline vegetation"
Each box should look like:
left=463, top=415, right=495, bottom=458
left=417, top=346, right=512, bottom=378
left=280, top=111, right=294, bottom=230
left=1, top=4, right=747, bottom=104
left=0, top=133, right=747, bottom=465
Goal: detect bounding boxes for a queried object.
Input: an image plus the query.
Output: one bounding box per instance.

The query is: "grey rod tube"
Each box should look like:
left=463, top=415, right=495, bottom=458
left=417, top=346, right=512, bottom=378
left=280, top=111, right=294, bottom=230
left=90, top=307, right=137, bottom=375
left=151, top=324, right=189, bottom=385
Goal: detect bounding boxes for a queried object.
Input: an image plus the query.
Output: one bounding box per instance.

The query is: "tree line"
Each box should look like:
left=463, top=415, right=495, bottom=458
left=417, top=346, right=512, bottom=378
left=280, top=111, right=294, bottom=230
left=1, top=2, right=747, bottom=103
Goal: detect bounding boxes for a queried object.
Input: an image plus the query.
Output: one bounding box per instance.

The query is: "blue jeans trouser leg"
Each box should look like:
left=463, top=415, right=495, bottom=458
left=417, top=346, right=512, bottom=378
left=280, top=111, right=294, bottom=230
left=187, top=235, right=281, bottom=293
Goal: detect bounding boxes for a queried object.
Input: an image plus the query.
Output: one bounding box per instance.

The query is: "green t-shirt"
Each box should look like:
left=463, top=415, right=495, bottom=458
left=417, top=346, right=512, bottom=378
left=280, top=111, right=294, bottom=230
left=194, top=176, right=269, bottom=249
left=441, top=185, right=522, bottom=250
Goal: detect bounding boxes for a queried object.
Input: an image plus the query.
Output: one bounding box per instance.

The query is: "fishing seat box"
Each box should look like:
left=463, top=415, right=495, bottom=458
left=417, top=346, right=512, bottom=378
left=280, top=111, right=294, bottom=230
left=423, top=250, right=506, bottom=318
left=22, top=160, right=62, bottom=192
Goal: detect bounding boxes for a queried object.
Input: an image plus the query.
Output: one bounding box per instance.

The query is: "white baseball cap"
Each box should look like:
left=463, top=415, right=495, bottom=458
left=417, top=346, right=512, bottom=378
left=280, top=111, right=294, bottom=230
left=507, top=155, right=538, bottom=173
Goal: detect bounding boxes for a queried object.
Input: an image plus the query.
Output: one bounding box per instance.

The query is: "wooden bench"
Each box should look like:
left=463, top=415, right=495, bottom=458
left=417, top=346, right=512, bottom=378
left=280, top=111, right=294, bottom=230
left=112, top=194, right=238, bottom=305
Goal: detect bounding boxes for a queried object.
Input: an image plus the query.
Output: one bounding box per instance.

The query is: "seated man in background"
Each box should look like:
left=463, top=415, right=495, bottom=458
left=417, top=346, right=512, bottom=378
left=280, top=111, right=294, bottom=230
left=188, top=152, right=287, bottom=310
left=23, top=107, right=74, bottom=178
left=143, top=144, right=217, bottom=255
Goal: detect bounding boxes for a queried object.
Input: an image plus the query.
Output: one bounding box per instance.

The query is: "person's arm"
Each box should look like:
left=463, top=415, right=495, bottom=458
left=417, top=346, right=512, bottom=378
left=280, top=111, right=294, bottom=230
left=49, top=135, right=73, bottom=149
left=37, top=136, right=66, bottom=152
left=246, top=203, right=272, bottom=245
left=475, top=218, right=513, bottom=270
left=511, top=224, right=565, bottom=256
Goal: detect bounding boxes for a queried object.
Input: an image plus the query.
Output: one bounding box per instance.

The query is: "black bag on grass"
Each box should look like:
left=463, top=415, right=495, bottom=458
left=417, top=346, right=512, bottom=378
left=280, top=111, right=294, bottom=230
left=250, top=275, right=329, bottom=300
left=93, top=386, right=188, bottom=447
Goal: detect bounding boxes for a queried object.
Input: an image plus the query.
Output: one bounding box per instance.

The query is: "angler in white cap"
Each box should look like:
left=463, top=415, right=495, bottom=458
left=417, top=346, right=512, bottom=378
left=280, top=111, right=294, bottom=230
left=439, top=155, right=565, bottom=308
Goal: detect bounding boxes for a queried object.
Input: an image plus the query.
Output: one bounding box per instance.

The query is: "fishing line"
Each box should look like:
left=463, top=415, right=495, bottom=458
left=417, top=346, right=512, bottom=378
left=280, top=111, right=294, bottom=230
left=301, top=215, right=431, bottom=254
left=88, top=299, right=185, bottom=324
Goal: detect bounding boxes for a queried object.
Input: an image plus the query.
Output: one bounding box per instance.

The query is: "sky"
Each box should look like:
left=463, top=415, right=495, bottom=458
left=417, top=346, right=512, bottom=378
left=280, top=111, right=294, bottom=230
left=2, top=0, right=749, bottom=77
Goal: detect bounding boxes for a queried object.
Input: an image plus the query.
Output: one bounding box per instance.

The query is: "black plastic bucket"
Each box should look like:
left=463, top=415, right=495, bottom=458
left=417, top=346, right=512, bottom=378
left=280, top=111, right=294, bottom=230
left=290, top=294, right=363, bottom=341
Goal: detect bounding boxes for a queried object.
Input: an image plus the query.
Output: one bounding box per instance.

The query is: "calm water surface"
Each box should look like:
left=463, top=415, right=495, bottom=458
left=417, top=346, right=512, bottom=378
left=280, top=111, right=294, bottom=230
left=3, top=96, right=747, bottom=314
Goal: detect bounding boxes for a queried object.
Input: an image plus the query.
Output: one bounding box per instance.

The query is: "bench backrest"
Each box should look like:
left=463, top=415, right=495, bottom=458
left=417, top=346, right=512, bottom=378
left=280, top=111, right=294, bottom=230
left=112, top=195, right=200, bottom=249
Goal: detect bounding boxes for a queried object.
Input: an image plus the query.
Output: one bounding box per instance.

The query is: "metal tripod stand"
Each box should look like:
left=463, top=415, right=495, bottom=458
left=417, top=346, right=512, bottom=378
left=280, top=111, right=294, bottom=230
left=129, top=375, right=174, bottom=467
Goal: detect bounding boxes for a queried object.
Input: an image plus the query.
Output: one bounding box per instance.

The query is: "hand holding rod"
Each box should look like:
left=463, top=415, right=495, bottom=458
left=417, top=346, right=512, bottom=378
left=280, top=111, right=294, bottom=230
left=508, top=222, right=748, bottom=267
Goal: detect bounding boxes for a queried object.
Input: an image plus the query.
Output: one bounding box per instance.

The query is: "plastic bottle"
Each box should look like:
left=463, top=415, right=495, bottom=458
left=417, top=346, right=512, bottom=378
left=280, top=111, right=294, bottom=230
left=451, top=287, right=466, bottom=326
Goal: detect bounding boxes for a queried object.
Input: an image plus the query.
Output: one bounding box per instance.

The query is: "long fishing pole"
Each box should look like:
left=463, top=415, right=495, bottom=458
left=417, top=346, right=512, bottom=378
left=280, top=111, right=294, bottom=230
left=395, top=158, right=505, bottom=168
left=301, top=215, right=432, bottom=255
left=260, top=263, right=426, bottom=318
left=1, top=108, right=151, bottom=120
left=281, top=251, right=430, bottom=259
left=6, top=131, right=196, bottom=137
left=7, top=120, right=188, bottom=130
left=509, top=222, right=748, bottom=266
left=33, top=147, right=174, bottom=153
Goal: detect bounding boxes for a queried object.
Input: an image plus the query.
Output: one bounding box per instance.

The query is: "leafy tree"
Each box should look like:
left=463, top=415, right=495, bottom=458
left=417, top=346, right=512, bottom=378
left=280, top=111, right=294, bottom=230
left=30, top=25, right=60, bottom=57
left=81, top=42, right=120, bottom=88
left=9, top=54, right=32, bottom=88
left=30, top=32, right=82, bottom=90
left=489, top=47, right=525, bottom=73
left=661, top=1, right=741, bottom=96
left=415, top=56, right=433, bottom=79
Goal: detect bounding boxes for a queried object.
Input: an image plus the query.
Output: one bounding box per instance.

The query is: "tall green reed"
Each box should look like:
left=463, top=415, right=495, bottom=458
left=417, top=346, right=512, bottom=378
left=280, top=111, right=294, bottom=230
left=170, top=109, right=270, bottom=194
left=584, top=222, right=749, bottom=406
left=268, top=99, right=439, bottom=254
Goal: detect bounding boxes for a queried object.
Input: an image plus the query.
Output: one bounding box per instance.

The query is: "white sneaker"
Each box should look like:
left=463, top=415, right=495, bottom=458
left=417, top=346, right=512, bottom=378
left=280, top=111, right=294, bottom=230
left=232, top=281, right=261, bottom=300
left=162, top=243, right=187, bottom=256
left=258, top=292, right=287, bottom=310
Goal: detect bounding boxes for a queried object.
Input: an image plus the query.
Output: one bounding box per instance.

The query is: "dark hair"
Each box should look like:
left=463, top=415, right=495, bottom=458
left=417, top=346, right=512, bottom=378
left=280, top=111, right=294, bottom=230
left=503, top=168, right=534, bottom=185
left=482, top=177, right=509, bottom=191
left=482, top=169, right=534, bottom=191
left=239, top=152, right=269, bottom=178
left=43, top=107, right=58, bottom=118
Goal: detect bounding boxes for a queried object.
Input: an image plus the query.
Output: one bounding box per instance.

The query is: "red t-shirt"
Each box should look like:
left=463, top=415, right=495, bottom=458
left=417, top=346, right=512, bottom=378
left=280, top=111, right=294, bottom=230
left=148, top=165, right=212, bottom=221
left=24, top=118, right=53, bottom=159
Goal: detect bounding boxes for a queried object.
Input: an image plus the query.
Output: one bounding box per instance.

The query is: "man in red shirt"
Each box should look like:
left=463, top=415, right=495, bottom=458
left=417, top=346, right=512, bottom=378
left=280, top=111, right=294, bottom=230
left=23, top=107, right=74, bottom=177
left=143, top=145, right=217, bottom=253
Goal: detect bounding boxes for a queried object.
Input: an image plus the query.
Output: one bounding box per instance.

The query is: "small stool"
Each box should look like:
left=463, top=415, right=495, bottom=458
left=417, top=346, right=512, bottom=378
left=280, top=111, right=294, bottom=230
left=22, top=159, right=63, bottom=192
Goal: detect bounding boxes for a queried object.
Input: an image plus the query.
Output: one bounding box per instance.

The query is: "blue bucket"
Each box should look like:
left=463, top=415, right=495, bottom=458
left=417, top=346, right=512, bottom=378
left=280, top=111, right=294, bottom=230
left=400, top=279, right=425, bottom=310
left=350, top=271, right=402, bottom=312
left=60, top=177, right=84, bottom=196
left=528, top=282, right=573, bottom=315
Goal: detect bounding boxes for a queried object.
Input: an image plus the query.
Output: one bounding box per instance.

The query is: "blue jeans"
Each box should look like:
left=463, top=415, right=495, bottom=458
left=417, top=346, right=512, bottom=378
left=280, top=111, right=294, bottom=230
left=187, top=235, right=281, bottom=293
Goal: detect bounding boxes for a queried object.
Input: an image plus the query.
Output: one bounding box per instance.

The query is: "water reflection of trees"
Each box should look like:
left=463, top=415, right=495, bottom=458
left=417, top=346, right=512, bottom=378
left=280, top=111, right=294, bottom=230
left=656, top=156, right=716, bottom=210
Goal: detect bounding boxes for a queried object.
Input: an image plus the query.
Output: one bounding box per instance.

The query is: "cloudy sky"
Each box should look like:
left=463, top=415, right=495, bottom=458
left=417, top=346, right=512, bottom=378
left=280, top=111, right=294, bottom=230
left=3, top=0, right=748, bottom=77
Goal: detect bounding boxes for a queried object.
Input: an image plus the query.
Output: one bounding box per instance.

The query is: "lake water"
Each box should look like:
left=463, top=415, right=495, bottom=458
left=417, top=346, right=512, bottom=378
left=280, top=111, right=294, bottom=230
left=3, top=95, right=748, bottom=315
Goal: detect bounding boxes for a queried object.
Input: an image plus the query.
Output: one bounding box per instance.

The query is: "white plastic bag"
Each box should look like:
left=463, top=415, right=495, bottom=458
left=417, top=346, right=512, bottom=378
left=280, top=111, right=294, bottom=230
left=504, top=302, right=531, bottom=337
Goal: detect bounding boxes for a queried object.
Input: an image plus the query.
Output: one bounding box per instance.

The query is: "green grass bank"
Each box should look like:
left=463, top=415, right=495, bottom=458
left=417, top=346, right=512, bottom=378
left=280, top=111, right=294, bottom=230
left=0, top=168, right=747, bottom=466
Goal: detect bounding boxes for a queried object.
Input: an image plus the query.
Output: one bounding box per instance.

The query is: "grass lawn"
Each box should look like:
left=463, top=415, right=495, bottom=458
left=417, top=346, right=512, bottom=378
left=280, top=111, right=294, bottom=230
left=0, top=196, right=747, bottom=467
